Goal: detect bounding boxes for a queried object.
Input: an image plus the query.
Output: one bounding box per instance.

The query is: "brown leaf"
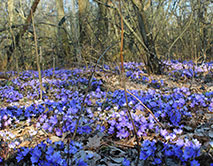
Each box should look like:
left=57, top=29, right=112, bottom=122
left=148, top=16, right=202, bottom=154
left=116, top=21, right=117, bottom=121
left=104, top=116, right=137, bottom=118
left=18, top=141, right=30, bottom=148
left=50, top=135, right=62, bottom=143
left=87, top=135, right=101, bottom=149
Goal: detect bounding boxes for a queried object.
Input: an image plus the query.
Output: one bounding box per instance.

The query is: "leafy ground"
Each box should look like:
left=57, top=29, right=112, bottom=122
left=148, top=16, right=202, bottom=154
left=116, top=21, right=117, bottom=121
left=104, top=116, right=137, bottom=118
left=0, top=60, right=213, bottom=166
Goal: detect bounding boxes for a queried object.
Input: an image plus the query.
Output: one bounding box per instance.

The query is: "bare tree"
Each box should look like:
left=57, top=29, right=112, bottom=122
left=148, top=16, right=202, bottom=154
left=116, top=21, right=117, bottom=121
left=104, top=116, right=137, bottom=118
left=128, top=0, right=162, bottom=74
left=7, top=0, right=41, bottom=67
left=70, top=0, right=81, bottom=63
left=78, top=0, right=90, bottom=44
left=56, top=0, right=70, bottom=65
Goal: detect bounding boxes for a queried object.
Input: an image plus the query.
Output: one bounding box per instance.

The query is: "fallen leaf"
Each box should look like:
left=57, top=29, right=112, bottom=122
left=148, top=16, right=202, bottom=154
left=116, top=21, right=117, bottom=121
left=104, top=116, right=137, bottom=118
left=50, top=135, right=62, bottom=143
left=87, top=135, right=101, bottom=149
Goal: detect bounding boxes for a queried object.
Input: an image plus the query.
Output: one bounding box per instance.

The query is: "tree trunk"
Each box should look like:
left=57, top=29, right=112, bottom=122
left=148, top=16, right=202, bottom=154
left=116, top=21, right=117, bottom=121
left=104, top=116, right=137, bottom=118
left=56, top=0, right=70, bottom=65
left=131, top=0, right=162, bottom=74
left=78, top=0, right=90, bottom=44
left=98, top=0, right=108, bottom=38
left=71, top=0, right=81, bottom=63
left=7, top=0, right=41, bottom=65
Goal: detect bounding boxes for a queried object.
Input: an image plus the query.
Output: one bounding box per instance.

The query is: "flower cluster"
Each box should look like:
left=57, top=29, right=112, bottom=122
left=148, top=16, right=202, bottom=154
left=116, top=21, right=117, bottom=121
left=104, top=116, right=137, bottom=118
left=140, top=139, right=201, bottom=165
left=15, top=140, right=89, bottom=166
left=0, top=61, right=212, bottom=165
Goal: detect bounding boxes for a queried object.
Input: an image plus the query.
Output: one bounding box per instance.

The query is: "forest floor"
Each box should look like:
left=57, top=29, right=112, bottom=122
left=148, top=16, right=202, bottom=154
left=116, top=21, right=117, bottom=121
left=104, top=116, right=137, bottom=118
left=0, top=61, right=213, bottom=166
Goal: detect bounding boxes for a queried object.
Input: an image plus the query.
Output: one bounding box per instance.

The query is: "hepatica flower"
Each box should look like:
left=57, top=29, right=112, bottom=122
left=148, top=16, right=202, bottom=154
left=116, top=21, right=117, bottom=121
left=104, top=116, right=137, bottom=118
left=55, top=128, right=62, bottom=136
left=183, top=146, right=196, bottom=160
left=108, top=119, right=116, bottom=126
left=175, top=138, right=185, bottom=147
left=173, top=128, right=183, bottom=135
left=108, top=126, right=115, bottom=134
left=16, top=152, right=24, bottom=162
left=140, top=140, right=156, bottom=160
left=77, top=158, right=88, bottom=166
left=46, top=146, right=54, bottom=155
left=42, top=122, right=50, bottom=130
left=190, top=160, right=200, bottom=166
left=160, top=129, right=168, bottom=137
left=117, top=128, right=129, bottom=139
left=30, top=147, right=42, bottom=164
left=122, top=158, right=130, bottom=166
left=49, top=115, right=58, bottom=125
left=152, top=158, right=162, bottom=165
left=46, top=151, right=64, bottom=165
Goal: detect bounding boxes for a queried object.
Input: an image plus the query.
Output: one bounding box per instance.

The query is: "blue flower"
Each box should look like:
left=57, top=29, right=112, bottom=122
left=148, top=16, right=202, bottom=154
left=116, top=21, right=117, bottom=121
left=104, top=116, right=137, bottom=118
left=140, top=140, right=156, bottom=160
left=54, top=141, right=64, bottom=149
left=30, top=147, right=42, bottom=164
left=77, top=158, right=87, bottom=166
left=183, top=147, right=195, bottom=160
left=46, top=146, right=54, bottom=155
left=16, top=152, right=24, bottom=162
left=122, top=158, right=130, bottom=166
left=82, top=126, right=92, bottom=134
left=55, top=128, right=62, bottom=136
left=116, top=128, right=129, bottom=139
left=152, top=158, right=161, bottom=165
left=190, top=160, right=200, bottom=166
left=65, top=145, right=78, bottom=154
left=173, top=146, right=183, bottom=158
left=22, top=147, right=31, bottom=156
left=52, top=151, right=63, bottom=164
left=140, top=151, right=149, bottom=160
left=38, top=141, right=47, bottom=150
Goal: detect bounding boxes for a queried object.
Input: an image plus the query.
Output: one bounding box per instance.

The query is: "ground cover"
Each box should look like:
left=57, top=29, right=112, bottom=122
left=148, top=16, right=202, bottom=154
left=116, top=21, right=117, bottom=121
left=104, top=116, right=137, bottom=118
left=0, top=60, right=212, bottom=165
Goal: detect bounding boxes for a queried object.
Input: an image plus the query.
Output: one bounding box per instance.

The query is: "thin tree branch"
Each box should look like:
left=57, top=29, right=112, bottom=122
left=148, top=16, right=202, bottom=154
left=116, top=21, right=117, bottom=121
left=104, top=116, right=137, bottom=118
left=168, top=14, right=193, bottom=55
left=72, top=42, right=118, bottom=140
left=118, top=1, right=140, bottom=165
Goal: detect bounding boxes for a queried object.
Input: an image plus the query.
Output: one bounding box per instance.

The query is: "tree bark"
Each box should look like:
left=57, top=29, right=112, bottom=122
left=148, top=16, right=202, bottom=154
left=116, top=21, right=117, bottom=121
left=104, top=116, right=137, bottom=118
left=98, top=0, right=108, bottom=38
left=78, top=0, right=90, bottom=44
left=131, top=0, right=162, bottom=74
left=71, top=0, right=81, bottom=63
left=7, top=0, right=41, bottom=64
left=56, top=0, right=70, bottom=64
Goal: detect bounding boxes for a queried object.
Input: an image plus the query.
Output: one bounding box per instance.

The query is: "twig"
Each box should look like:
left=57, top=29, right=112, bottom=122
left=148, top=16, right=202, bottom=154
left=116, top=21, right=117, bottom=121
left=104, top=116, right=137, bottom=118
left=124, top=89, right=164, bottom=128
left=118, top=1, right=140, bottom=166
left=72, top=42, right=117, bottom=140
left=32, top=10, right=43, bottom=101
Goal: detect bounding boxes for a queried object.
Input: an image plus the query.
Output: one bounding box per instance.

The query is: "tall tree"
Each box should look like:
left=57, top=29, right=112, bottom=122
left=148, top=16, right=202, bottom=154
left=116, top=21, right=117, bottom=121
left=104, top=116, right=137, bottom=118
left=7, top=0, right=14, bottom=70
left=70, top=0, right=81, bottom=63
left=7, top=0, right=41, bottom=65
left=56, top=0, right=70, bottom=63
left=97, top=0, right=108, bottom=38
left=78, top=0, right=90, bottom=44
left=130, top=0, right=162, bottom=74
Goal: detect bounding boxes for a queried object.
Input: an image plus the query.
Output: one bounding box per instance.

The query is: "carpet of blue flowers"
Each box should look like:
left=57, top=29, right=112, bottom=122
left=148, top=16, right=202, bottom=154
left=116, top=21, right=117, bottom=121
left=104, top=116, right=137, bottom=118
left=0, top=60, right=212, bottom=165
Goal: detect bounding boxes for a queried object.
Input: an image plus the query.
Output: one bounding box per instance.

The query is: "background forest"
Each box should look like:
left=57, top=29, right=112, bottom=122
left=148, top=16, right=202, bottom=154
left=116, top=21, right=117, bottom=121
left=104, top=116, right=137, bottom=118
left=0, top=0, right=213, bottom=166
left=0, top=0, right=212, bottom=72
